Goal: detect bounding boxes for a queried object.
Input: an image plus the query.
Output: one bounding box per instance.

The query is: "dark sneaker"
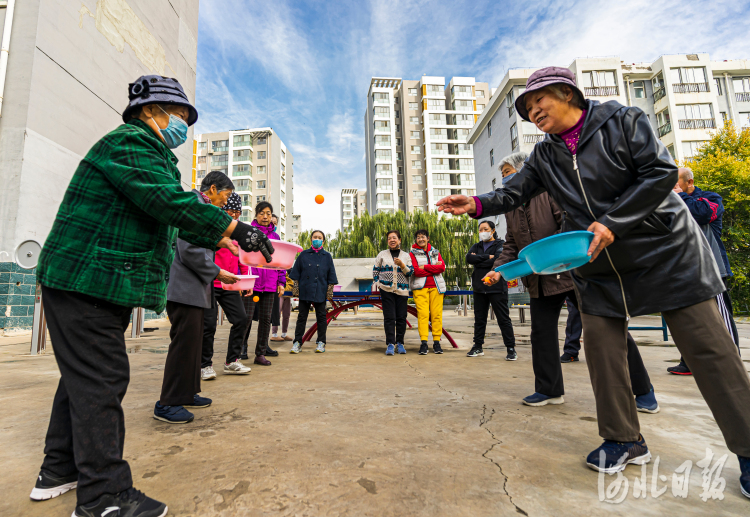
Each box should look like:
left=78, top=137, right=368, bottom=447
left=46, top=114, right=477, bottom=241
left=506, top=347, right=517, bottom=361
left=667, top=360, right=692, bottom=375
left=30, top=470, right=77, bottom=501
left=635, top=387, right=660, bottom=414
left=73, top=487, right=167, bottom=517
left=153, top=402, right=194, bottom=424
left=522, top=392, right=564, bottom=406
left=254, top=355, right=272, bottom=366
left=419, top=341, right=428, bottom=355
left=396, top=343, right=406, bottom=354
left=467, top=347, right=484, bottom=357
left=240, top=345, right=249, bottom=361
left=739, top=455, right=750, bottom=499
left=385, top=344, right=395, bottom=356
left=185, top=394, right=212, bottom=408
left=433, top=342, right=443, bottom=354
left=560, top=352, right=579, bottom=363
left=265, top=347, right=279, bottom=357
left=586, top=435, right=651, bottom=474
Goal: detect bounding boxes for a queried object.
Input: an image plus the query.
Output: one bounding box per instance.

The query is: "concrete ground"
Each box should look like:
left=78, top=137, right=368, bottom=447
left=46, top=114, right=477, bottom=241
left=1, top=306, right=749, bottom=516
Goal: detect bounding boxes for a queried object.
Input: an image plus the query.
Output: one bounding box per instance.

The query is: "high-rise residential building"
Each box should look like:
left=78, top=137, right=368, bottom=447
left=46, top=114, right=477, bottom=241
left=470, top=54, right=750, bottom=205
left=291, top=214, right=303, bottom=242
left=194, top=128, right=294, bottom=240
left=365, top=76, right=489, bottom=215
left=340, top=188, right=367, bottom=231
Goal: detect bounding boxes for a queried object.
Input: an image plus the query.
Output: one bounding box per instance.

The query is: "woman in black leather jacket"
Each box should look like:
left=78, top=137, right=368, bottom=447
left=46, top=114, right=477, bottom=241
left=436, top=66, right=750, bottom=495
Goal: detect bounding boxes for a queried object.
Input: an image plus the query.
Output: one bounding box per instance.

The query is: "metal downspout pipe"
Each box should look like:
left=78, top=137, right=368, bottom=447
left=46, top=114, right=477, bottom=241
left=0, top=0, right=16, bottom=118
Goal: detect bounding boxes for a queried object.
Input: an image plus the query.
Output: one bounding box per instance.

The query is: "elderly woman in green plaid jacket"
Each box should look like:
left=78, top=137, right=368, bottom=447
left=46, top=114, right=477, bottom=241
left=29, top=76, right=274, bottom=517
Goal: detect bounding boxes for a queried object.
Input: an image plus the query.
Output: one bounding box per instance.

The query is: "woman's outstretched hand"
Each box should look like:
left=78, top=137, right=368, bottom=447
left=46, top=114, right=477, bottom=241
left=587, top=221, right=615, bottom=262
left=436, top=195, right=476, bottom=215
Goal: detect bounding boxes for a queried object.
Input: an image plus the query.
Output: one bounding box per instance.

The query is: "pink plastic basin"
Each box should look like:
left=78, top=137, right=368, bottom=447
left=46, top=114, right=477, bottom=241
left=334, top=285, right=342, bottom=292
left=221, top=274, right=258, bottom=291
left=239, top=239, right=303, bottom=270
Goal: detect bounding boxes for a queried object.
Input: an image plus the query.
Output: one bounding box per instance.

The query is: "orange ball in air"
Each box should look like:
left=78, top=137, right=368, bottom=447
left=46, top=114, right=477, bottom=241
left=315, top=195, right=325, bottom=204
left=253, top=296, right=260, bottom=302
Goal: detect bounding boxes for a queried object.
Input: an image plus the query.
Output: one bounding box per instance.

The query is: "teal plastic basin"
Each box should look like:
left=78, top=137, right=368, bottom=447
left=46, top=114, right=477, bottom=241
left=518, top=231, right=595, bottom=275
left=494, top=259, right=534, bottom=281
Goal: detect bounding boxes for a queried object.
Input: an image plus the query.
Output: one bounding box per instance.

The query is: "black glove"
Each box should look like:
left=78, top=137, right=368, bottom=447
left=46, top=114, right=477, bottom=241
left=230, top=221, right=275, bottom=262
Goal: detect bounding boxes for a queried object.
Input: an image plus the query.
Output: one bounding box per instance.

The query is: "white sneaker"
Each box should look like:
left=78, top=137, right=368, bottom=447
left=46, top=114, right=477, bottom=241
left=201, top=366, right=217, bottom=380
left=224, top=360, right=251, bottom=375
left=315, top=342, right=326, bottom=353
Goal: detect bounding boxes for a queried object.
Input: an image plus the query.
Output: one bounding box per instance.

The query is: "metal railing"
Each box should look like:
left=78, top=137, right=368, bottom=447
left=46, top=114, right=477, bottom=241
left=735, top=92, right=750, bottom=102
left=524, top=134, right=545, bottom=144
left=672, top=82, right=710, bottom=94
left=653, top=87, right=666, bottom=103
left=678, top=118, right=716, bottom=130
left=584, top=86, right=619, bottom=96
left=657, top=122, right=672, bottom=137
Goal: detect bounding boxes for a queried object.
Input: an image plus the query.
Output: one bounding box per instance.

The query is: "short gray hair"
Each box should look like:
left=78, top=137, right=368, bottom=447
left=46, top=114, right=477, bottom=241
left=678, top=167, right=694, bottom=181
left=498, top=151, right=529, bottom=173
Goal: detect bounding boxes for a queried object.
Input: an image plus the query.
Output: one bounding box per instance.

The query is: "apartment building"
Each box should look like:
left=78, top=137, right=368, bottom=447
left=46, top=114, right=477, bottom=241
left=291, top=214, right=303, bottom=242
left=469, top=54, right=750, bottom=208
left=340, top=188, right=367, bottom=231
left=194, top=129, right=294, bottom=240
left=364, top=76, right=490, bottom=215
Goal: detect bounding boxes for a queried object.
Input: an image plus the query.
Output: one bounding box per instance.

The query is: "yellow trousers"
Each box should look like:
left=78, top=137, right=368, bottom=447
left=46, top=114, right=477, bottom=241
left=413, top=288, right=444, bottom=341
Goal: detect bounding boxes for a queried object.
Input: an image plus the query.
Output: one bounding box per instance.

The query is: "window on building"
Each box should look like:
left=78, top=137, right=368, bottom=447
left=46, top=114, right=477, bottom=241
left=675, top=104, right=714, bottom=127
left=256, top=137, right=267, bottom=145
left=666, top=145, right=675, bottom=160
left=233, top=134, right=252, bottom=147
left=430, top=128, right=448, bottom=140
left=256, top=195, right=266, bottom=202
left=197, top=155, right=207, bottom=164
left=734, top=77, right=750, bottom=93
left=410, top=130, right=420, bottom=139
left=235, top=179, right=250, bottom=190
left=395, top=111, right=399, bottom=119
left=432, top=158, right=449, bottom=171
left=376, top=178, right=393, bottom=189
left=375, top=164, right=392, bottom=175
left=241, top=195, right=251, bottom=206
left=280, top=149, right=286, bottom=160
left=375, top=149, right=392, bottom=160
left=396, top=152, right=402, bottom=161
left=581, top=71, right=617, bottom=95
left=396, top=124, right=400, bottom=132
left=396, top=138, right=401, bottom=146
left=671, top=67, right=707, bottom=85
left=232, top=164, right=251, bottom=176
left=412, top=160, right=422, bottom=169
left=412, top=175, right=423, bottom=184
left=377, top=193, right=394, bottom=205
left=431, top=143, right=448, bottom=155
left=633, top=81, right=645, bottom=99
left=506, top=89, right=515, bottom=116
left=476, top=90, right=485, bottom=98
left=427, top=84, right=442, bottom=94
left=375, top=135, right=391, bottom=145
left=257, top=165, right=266, bottom=174
left=212, top=139, right=229, bottom=151
left=408, top=88, right=418, bottom=96
left=427, top=99, right=444, bottom=109
left=398, top=166, right=403, bottom=174
left=374, top=106, right=390, bottom=117
left=510, top=123, right=518, bottom=150
left=211, top=154, right=229, bottom=166
left=490, top=149, right=494, bottom=167
left=740, top=112, right=750, bottom=128
left=409, top=102, right=419, bottom=110
left=411, top=145, right=420, bottom=154
left=720, top=111, right=728, bottom=125
left=682, top=141, right=706, bottom=159
left=233, top=149, right=251, bottom=161
left=198, top=141, right=207, bottom=150
left=257, top=151, right=266, bottom=159
left=413, top=191, right=423, bottom=199
left=373, top=92, right=389, bottom=103
left=453, top=99, right=473, bottom=111
left=477, top=104, right=485, bottom=112
left=257, top=180, right=266, bottom=189
left=280, top=204, right=285, bottom=213
left=280, top=162, right=285, bottom=173
left=715, top=78, right=723, bottom=95
left=410, top=116, right=420, bottom=123
left=487, top=120, right=492, bottom=137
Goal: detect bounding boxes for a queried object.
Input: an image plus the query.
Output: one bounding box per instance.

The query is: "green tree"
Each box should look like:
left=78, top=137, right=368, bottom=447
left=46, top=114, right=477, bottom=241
left=688, top=123, right=750, bottom=313
left=296, top=211, right=479, bottom=288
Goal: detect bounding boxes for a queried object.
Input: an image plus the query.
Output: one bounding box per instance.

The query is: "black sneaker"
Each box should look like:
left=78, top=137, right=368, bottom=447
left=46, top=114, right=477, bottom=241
left=73, top=488, right=167, bottom=517
left=30, top=470, right=78, bottom=501
left=240, top=345, right=249, bottom=361
left=433, top=341, right=443, bottom=354
left=560, top=352, right=579, bottom=363
left=265, top=347, right=279, bottom=357
left=466, top=347, right=484, bottom=357
left=506, top=347, right=517, bottom=361
left=739, top=455, right=750, bottom=499
left=667, top=360, right=692, bottom=375
left=419, top=341, right=428, bottom=355
left=586, top=434, right=651, bottom=474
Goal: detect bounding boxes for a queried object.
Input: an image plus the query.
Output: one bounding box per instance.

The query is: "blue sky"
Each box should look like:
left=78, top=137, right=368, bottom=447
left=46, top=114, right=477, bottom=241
left=195, top=0, right=750, bottom=235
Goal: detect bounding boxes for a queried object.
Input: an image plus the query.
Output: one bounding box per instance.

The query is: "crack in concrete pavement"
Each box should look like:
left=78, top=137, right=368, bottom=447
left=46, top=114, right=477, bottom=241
left=403, top=359, right=528, bottom=515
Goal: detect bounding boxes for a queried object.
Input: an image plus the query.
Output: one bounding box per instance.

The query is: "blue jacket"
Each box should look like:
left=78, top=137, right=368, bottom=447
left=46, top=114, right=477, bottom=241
left=289, top=248, right=338, bottom=303
left=679, top=187, right=732, bottom=276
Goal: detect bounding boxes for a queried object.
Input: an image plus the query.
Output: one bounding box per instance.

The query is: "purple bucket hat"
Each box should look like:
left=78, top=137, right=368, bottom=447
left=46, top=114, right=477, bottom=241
left=515, top=66, right=586, bottom=122
left=122, top=75, right=198, bottom=125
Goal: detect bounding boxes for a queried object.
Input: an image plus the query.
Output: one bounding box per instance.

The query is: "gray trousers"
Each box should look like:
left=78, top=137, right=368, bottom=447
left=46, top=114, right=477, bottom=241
left=581, top=298, right=750, bottom=457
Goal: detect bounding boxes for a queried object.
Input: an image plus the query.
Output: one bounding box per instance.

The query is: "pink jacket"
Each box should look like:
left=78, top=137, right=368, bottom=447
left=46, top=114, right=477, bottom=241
left=247, top=220, right=286, bottom=292
left=213, top=247, right=242, bottom=288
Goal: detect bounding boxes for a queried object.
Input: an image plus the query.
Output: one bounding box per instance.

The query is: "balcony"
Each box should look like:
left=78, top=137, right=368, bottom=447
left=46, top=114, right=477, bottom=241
left=736, top=92, right=750, bottom=103
left=524, top=134, right=545, bottom=144
left=374, top=126, right=391, bottom=133
left=584, top=86, right=619, bottom=97
left=453, top=91, right=472, bottom=99
left=653, top=87, right=666, bottom=103
left=658, top=122, right=672, bottom=137
left=673, top=83, right=710, bottom=94
left=373, top=97, right=389, bottom=105
left=678, top=119, right=716, bottom=130
left=211, top=146, right=229, bottom=153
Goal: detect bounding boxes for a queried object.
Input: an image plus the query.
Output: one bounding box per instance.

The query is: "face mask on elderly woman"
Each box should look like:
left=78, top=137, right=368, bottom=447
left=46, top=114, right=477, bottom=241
left=153, top=106, right=189, bottom=149
left=479, top=232, right=492, bottom=242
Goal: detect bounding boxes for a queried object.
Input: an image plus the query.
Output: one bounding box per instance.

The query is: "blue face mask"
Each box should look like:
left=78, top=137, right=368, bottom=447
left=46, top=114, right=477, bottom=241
left=312, top=239, right=323, bottom=248
left=153, top=106, right=188, bottom=149
left=503, top=172, right=517, bottom=184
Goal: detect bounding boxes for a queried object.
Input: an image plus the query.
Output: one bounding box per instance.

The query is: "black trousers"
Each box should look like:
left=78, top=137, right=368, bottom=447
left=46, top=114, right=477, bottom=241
left=381, top=290, right=408, bottom=345
left=472, top=291, right=515, bottom=349
left=295, top=300, right=328, bottom=344
left=202, top=287, right=248, bottom=367
left=161, top=301, right=203, bottom=406
left=272, top=295, right=281, bottom=327
left=563, top=295, right=582, bottom=356
left=243, top=291, right=275, bottom=356
left=40, top=286, right=133, bottom=506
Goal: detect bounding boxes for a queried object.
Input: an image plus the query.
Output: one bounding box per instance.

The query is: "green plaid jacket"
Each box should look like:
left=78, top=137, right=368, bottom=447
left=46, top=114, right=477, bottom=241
left=37, top=119, right=232, bottom=313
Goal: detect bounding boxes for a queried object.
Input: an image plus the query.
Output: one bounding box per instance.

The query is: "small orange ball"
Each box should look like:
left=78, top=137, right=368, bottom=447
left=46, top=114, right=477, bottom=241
left=315, top=194, right=325, bottom=204
left=253, top=296, right=259, bottom=302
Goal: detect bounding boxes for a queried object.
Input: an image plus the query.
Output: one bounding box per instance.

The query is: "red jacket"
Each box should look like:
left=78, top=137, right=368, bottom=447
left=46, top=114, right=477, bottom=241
left=213, top=247, right=243, bottom=288
left=410, top=243, right=445, bottom=289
